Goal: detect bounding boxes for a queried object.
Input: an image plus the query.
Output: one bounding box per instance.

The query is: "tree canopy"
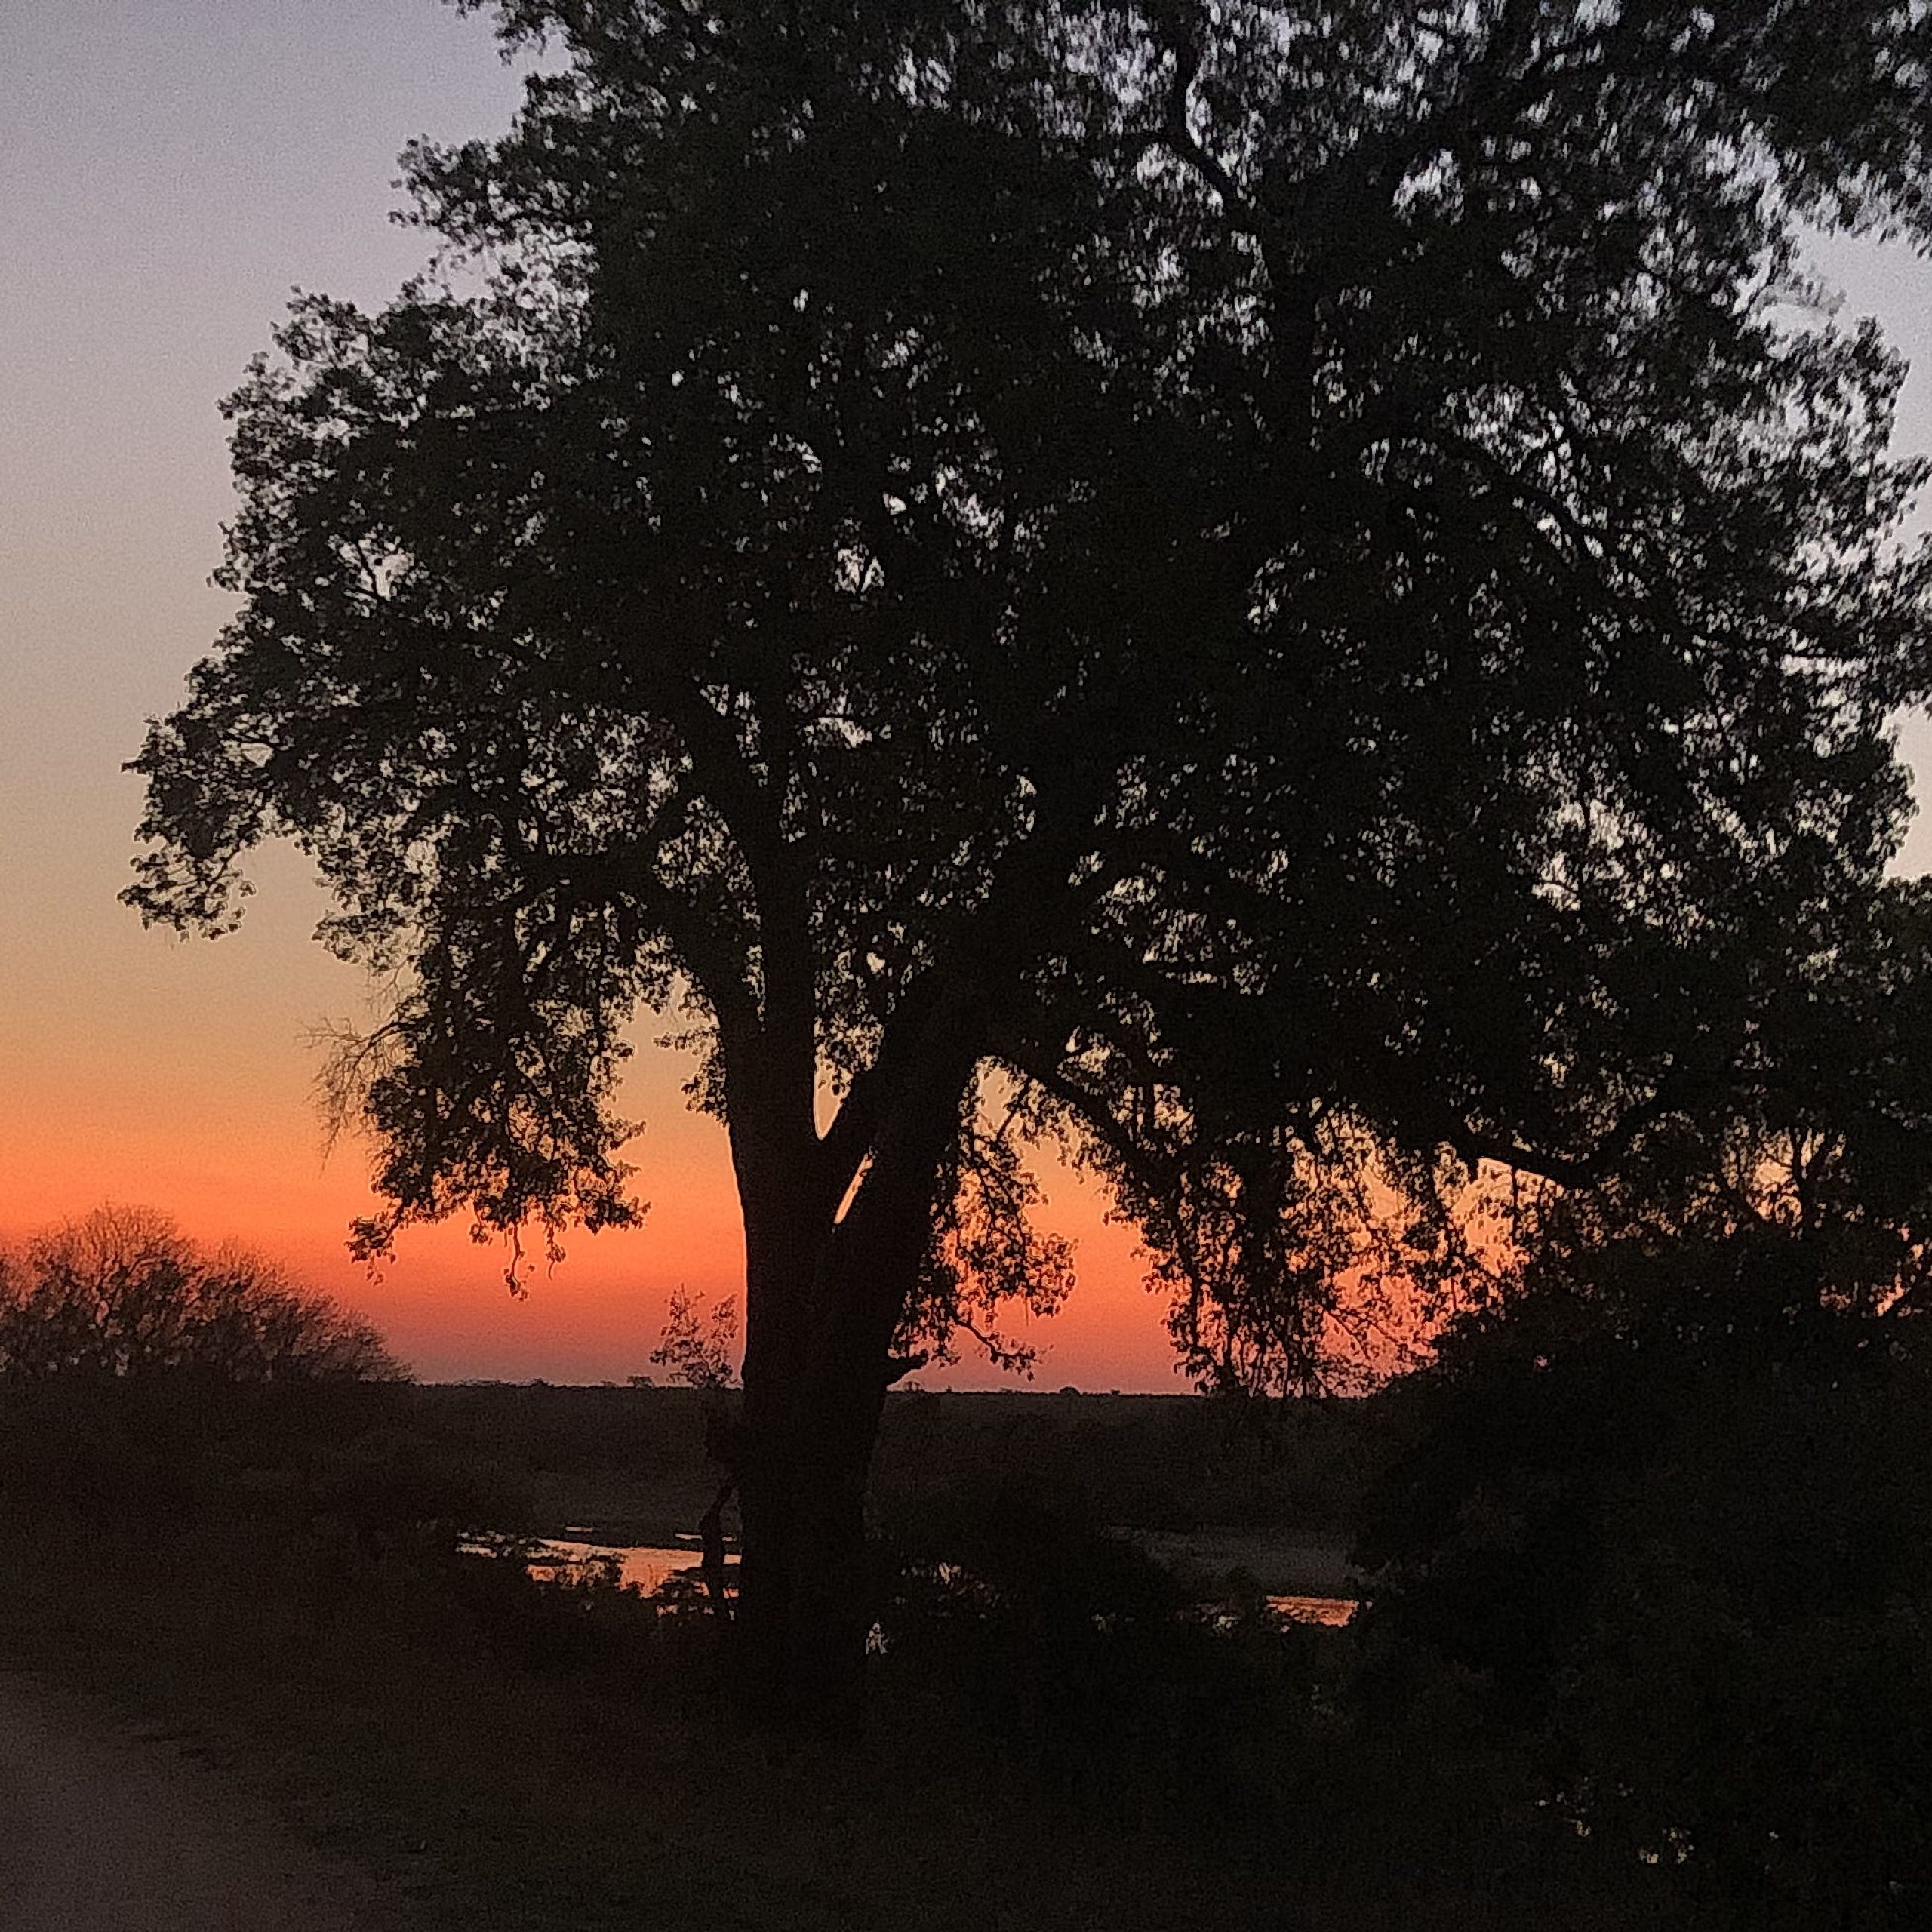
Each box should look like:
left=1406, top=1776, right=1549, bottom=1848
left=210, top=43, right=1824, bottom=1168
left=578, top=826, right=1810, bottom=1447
left=128, top=0, right=1932, bottom=1707
left=0, top=1207, right=401, bottom=1386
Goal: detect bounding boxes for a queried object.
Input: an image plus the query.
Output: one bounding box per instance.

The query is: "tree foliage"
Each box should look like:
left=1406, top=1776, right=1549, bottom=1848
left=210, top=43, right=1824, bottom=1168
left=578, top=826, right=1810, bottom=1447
left=130, top=1, right=1932, bottom=1383
left=1500, top=875, right=1932, bottom=1326
left=0, top=1207, right=403, bottom=1387
left=650, top=1285, right=741, bottom=1388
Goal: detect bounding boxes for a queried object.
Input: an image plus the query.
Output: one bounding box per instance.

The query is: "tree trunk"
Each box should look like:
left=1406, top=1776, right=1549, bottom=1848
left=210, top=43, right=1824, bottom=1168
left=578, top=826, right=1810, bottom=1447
left=727, top=1049, right=973, bottom=1727
left=732, top=1180, right=940, bottom=1727
left=734, top=1336, right=889, bottom=1728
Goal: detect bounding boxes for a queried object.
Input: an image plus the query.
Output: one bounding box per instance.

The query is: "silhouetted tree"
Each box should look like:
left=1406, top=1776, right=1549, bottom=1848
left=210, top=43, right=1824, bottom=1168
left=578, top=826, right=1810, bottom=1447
left=651, top=1287, right=740, bottom=1389
left=0, top=1207, right=402, bottom=1386
left=1354, top=874, right=1932, bottom=1654
left=130, top=1, right=1932, bottom=1717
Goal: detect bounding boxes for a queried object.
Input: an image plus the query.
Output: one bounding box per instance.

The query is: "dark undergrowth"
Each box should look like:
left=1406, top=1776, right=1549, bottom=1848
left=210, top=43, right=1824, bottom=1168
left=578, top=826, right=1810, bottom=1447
left=5, top=1361, right=1919, bottom=1930
left=0, top=1489, right=1666, bottom=1930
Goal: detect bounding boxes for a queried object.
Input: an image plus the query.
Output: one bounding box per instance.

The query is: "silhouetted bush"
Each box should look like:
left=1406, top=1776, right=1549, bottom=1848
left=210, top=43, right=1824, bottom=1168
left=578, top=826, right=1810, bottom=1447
left=0, top=1208, right=406, bottom=1532
left=874, top=1485, right=1321, bottom=1826
left=1354, top=1248, right=1932, bottom=1928
left=0, top=1207, right=400, bottom=1386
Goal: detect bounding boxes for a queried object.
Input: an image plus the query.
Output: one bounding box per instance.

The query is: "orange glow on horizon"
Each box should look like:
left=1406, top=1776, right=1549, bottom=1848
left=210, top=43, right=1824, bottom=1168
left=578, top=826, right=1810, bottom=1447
left=0, top=1016, right=1189, bottom=1390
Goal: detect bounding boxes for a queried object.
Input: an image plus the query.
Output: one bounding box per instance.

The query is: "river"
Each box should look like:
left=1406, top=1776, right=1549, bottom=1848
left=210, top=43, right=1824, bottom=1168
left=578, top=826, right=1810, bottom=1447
left=509, top=1535, right=1357, bottom=1626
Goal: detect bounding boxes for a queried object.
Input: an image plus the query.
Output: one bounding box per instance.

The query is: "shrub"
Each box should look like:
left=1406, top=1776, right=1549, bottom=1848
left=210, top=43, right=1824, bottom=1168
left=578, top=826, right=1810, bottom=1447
left=0, top=1206, right=401, bottom=1386
left=1353, top=1260, right=1932, bottom=1927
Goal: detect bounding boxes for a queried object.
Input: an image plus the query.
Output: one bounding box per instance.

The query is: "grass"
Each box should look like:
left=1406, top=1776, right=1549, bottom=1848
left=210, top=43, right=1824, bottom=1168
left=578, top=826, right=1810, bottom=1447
left=0, top=1533, right=1684, bottom=1932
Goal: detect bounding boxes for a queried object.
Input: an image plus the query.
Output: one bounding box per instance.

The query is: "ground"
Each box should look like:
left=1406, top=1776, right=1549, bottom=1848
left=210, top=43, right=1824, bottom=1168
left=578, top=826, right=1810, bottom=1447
left=0, top=1669, right=413, bottom=1932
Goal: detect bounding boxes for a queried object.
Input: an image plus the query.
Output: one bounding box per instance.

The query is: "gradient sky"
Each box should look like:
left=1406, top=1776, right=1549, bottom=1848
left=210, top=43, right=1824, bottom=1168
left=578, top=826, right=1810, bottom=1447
left=5, top=2, right=1932, bottom=1387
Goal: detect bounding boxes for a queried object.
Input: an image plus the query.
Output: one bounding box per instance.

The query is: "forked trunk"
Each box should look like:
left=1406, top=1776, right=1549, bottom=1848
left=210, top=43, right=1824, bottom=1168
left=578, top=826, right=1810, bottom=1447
left=727, top=1102, right=965, bottom=1723
left=725, top=1152, right=903, bottom=1728
left=721, top=986, right=983, bottom=1725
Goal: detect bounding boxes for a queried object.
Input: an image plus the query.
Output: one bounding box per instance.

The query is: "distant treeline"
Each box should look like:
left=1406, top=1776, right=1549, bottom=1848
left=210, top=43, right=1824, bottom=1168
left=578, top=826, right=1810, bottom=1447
left=0, top=1206, right=1383, bottom=1546
left=403, top=1382, right=1386, bottom=1543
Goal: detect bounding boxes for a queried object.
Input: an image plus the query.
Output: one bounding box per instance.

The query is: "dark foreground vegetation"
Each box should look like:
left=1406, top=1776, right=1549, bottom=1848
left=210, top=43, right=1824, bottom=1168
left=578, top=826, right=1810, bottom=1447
left=5, top=1212, right=1929, bottom=1928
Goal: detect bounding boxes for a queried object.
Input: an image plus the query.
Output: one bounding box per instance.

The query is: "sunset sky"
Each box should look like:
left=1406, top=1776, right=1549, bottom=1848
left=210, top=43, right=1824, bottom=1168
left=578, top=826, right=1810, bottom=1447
left=6, top=0, right=1932, bottom=1387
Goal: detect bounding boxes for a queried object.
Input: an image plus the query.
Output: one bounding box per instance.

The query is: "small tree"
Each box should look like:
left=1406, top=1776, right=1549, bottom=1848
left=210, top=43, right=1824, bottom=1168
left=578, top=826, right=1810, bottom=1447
left=0, top=1207, right=403, bottom=1386
left=650, top=1287, right=740, bottom=1390
left=131, top=0, right=1932, bottom=1717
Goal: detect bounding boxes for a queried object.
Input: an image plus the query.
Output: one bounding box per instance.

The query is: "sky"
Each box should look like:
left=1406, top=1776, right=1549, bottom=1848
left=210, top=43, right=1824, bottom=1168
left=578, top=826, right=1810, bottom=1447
left=4, top=2, right=1932, bottom=1388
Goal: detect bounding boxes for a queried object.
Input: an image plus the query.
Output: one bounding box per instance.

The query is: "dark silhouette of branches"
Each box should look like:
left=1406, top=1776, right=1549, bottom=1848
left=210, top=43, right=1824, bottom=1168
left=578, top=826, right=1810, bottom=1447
left=0, top=1207, right=403, bottom=1387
